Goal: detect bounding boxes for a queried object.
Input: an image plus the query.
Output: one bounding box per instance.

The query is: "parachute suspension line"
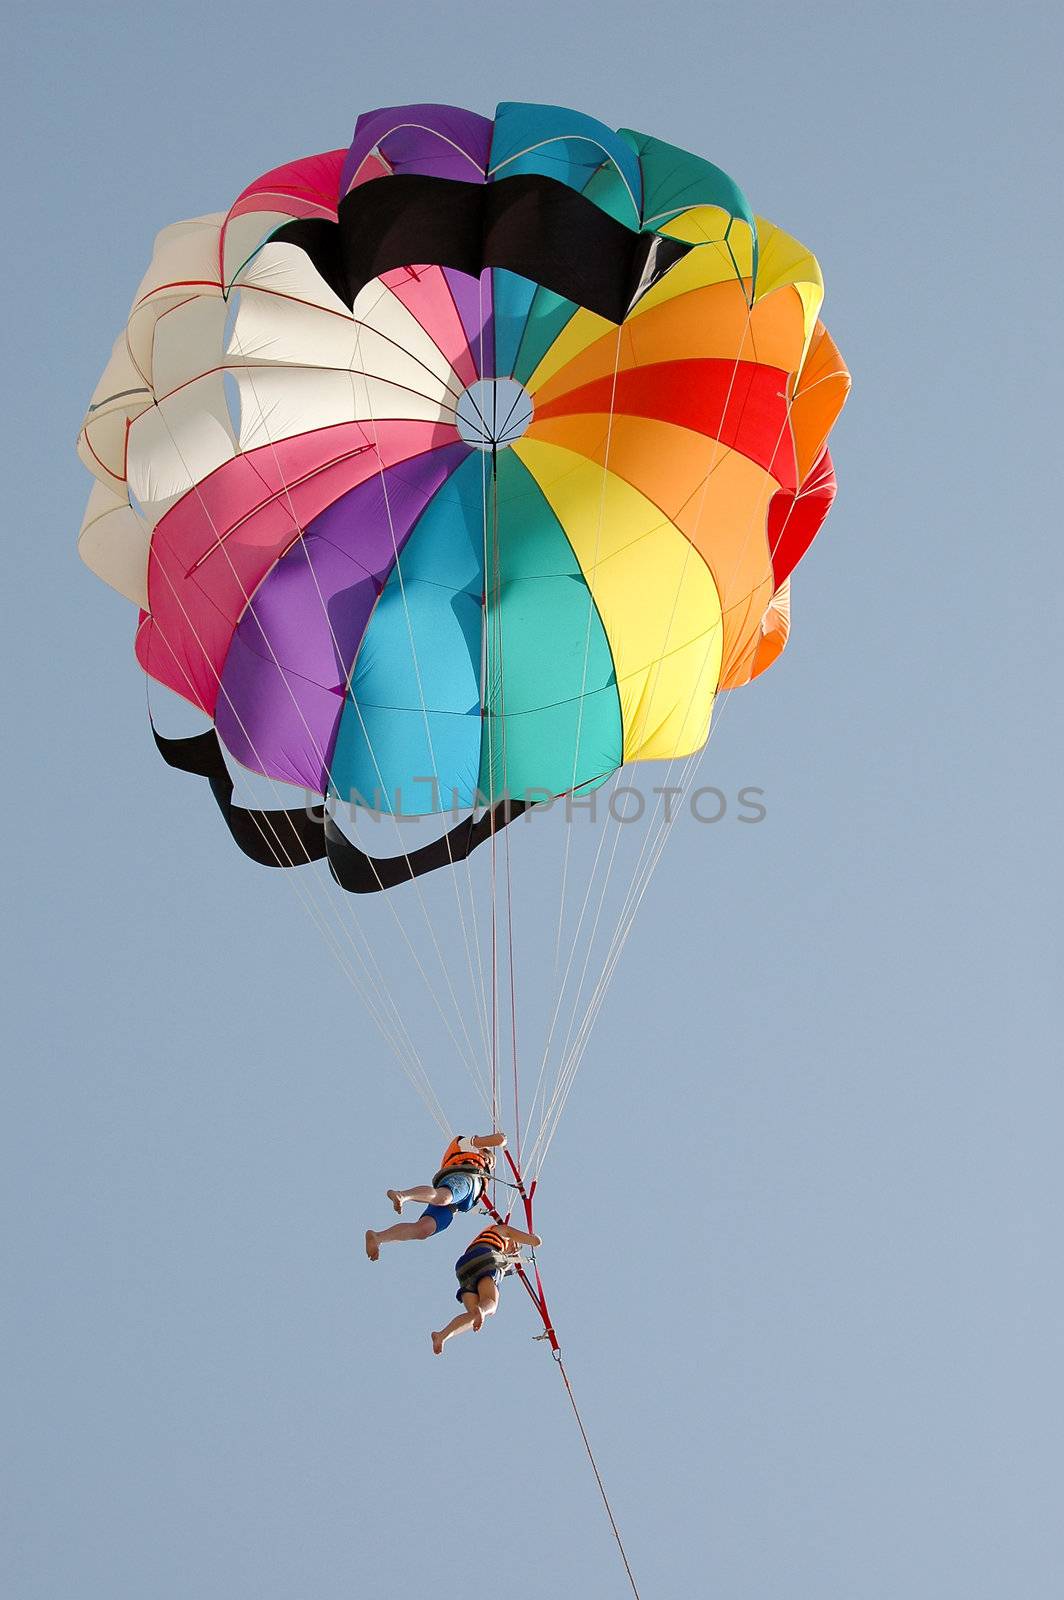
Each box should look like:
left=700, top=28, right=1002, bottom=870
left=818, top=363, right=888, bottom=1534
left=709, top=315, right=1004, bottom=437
left=344, top=307, right=496, bottom=1089
left=236, top=291, right=494, bottom=1110
left=488, top=439, right=522, bottom=1162
left=520, top=769, right=619, bottom=1157
left=220, top=310, right=488, bottom=1092
left=504, top=820, right=521, bottom=1166
left=530, top=771, right=622, bottom=1107
left=471, top=285, right=501, bottom=1150
left=155, top=320, right=485, bottom=1126
left=534, top=225, right=793, bottom=1164
left=543, top=615, right=801, bottom=1159
left=143, top=634, right=449, bottom=1129
left=486, top=435, right=524, bottom=1164
left=533, top=768, right=700, bottom=1167
left=139, top=537, right=450, bottom=1133
left=533, top=356, right=805, bottom=1169
left=218, top=349, right=489, bottom=1118
left=534, top=317, right=754, bottom=1156
left=529, top=315, right=750, bottom=1168
left=235, top=278, right=493, bottom=1095
left=566, top=373, right=802, bottom=1053
left=489, top=824, right=499, bottom=1139
left=466, top=268, right=498, bottom=1071
left=142, top=399, right=451, bottom=1125
left=484, top=445, right=501, bottom=1144
left=540, top=680, right=773, bottom=1159
left=547, top=680, right=758, bottom=1150
left=524, top=311, right=628, bottom=1169
left=551, top=320, right=626, bottom=981
left=526, top=776, right=632, bottom=1171
left=480, top=1160, right=641, bottom=1600
left=538, top=756, right=715, bottom=1164
left=482, top=416, right=521, bottom=1188
left=550, top=650, right=763, bottom=1157
left=533, top=701, right=733, bottom=1172
left=479, top=416, right=518, bottom=1151
left=527, top=287, right=765, bottom=1174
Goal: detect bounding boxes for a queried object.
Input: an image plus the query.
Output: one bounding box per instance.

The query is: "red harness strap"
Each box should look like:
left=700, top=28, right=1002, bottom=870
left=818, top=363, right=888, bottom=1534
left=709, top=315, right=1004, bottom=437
left=480, top=1153, right=559, bottom=1355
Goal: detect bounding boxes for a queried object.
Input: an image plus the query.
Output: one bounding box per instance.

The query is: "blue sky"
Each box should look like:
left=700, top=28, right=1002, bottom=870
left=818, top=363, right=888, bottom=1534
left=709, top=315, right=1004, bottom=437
left=4, top=2, right=1061, bottom=1596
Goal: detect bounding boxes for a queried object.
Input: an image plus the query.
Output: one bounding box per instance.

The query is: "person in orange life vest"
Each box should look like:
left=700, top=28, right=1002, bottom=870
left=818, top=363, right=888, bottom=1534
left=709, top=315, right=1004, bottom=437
left=430, top=1220, right=542, bottom=1355
left=364, top=1132, right=506, bottom=1261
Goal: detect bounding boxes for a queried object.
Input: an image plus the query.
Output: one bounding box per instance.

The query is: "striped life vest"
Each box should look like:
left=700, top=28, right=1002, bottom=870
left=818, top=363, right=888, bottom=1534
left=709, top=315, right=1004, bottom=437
left=467, top=1225, right=517, bottom=1257
left=456, top=1227, right=515, bottom=1295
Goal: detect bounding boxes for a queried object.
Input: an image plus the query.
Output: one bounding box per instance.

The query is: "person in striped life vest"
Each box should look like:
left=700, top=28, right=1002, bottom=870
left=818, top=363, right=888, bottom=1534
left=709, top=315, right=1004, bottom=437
left=365, top=1132, right=506, bottom=1260
left=431, top=1220, right=542, bottom=1356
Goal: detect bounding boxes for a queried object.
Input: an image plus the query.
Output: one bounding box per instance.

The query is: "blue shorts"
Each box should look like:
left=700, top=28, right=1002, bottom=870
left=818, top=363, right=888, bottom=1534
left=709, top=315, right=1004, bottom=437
left=420, top=1171, right=481, bottom=1234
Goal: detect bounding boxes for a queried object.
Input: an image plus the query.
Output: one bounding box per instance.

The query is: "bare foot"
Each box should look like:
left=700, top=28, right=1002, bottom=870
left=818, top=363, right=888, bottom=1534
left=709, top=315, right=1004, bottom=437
left=365, top=1230, right=379, bottom=1262
left=472, top=1307, right=484, bottom=1332
left=387, top=1189, right=403, bottom=1215
left=431, top=1331, right=445, bottom=1355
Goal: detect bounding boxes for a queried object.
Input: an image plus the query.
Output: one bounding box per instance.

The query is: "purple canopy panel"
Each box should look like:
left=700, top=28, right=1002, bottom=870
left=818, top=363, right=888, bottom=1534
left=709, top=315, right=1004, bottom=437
left=443, top=268, right=494, bottom=379
left=340, top=104, right=493, bottom=195
left=215, top=444, right=469, bottom=794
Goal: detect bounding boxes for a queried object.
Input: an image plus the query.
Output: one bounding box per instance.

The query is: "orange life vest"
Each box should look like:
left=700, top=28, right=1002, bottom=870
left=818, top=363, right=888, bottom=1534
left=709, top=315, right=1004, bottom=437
left=436, top=1136, right=493, bottom=1179
left=467, top=1225, right=517, bottom=1257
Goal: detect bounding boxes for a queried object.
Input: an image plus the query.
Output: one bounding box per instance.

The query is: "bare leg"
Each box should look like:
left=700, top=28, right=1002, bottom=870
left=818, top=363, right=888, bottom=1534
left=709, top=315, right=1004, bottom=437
left=387, top=1185, right=451, bottom=1213
left=432, top=1292, right=481, bottom=1354
left=365, top=1215, right=437, bottom=1260
left=476, top=1278, right=500, bottom=1327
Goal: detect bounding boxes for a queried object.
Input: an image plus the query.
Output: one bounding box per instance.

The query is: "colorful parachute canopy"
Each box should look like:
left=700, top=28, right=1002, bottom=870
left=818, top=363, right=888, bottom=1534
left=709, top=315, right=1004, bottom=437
left=77, top=101, right=849, bottom=886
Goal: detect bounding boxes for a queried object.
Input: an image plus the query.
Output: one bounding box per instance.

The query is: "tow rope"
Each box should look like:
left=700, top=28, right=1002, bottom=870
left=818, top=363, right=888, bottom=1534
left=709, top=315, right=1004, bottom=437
left=481, top=1153, right=642, bottom=1600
